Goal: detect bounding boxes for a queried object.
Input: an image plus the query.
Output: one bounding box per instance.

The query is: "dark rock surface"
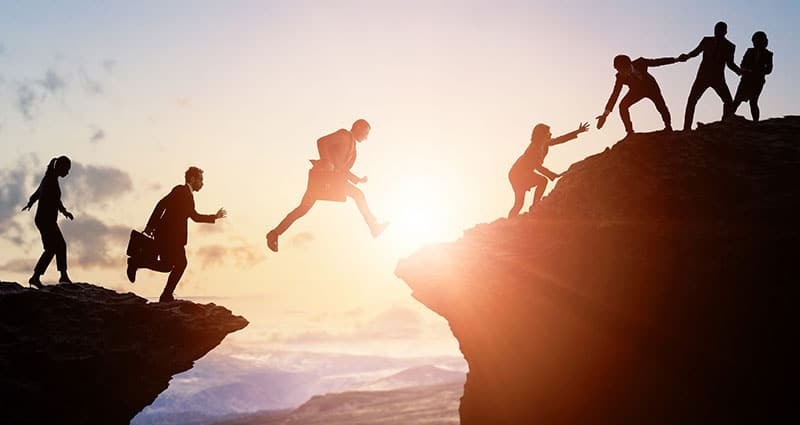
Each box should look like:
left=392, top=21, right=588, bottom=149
left=397, top=117, right=799, bottom=424
left=0, top=282, right=248, bottom=425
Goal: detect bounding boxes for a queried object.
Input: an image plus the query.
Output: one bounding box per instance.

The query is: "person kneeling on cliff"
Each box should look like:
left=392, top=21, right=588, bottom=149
left=127, top=167, right=226, bottom=302
left=508, top=122, right=589, bottom=218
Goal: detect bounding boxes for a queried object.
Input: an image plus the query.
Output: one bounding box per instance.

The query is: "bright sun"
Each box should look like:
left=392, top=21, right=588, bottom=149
left=379, top=180, right=454, bottom=255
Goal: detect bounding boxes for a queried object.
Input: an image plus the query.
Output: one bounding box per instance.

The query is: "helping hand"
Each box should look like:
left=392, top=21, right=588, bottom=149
left=64, top=211, right=74, bottom=220
left=216, top=208, right=227, bottom=219
left=596, top=113, right=608, bottom=129
left=577, top=122, right=590, bottom=133
left=677, top=54, right=689, bottom=62
left=21, top=204, right=32, bottom=212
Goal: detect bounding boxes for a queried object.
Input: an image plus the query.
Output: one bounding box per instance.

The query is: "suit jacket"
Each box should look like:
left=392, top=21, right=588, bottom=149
left=316, top=128, right=359, bottom=182
left=145, top=184, right=216, bottom=247
left=689, top=36, right=739, bottom=80
left=741, top=47, right=773, bottom=81
left=604, top=57, right=676, bottom=112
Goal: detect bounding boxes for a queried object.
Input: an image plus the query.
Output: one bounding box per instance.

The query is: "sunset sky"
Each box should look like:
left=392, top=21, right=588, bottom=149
left=1, top=1, right=798, bottom=359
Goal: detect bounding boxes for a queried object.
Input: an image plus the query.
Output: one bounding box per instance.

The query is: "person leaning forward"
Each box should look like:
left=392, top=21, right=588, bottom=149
left=126, top=166, right=226, bottom=302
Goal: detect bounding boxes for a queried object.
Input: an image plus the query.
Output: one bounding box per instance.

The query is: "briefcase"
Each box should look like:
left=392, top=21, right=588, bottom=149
left=306, top=160, right=347, bottom=202
left=127, top=230, right=157, bottom=262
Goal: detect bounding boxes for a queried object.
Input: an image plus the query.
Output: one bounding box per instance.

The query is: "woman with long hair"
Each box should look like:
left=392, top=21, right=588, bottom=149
left=508, top=122, right=589, bottom=218
left=21, top=156, right=74, bottom=288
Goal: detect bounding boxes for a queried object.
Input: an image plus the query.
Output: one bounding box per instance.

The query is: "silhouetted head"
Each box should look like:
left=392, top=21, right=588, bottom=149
left=49, top=156, right=71, bottom=178
left=351, top=119, right=371, bottom=142
left=714, top=21, right=727, bottom=38
left=530, top=123, right=552, bottom=143
left=613, top=55, right=632, bottom=74
left=752, top=31, right=768, bottom=48
left=185, top=166, right=204, bottom=192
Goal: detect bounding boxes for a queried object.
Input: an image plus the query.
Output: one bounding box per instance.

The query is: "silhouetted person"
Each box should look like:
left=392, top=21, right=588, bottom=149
left=126, top=167, right=226, bottom=302
left=266, top=119, right=388, bottom=252
left=21, top=156, right=74, bottom=288
left=679, top=21, right=742, bottom=131
left=508, top=122, right=589, bottom=218
left=597, top=55, right=677, bottom=134
left=731, top=31, right=773, bottom=122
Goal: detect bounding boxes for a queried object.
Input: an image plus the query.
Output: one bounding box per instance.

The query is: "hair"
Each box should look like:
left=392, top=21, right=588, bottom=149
left=352, top=119, right=371, bottom=132
left=46, top=155, right=71, bottom=177
left=185, top=166, right=204, bottom=182
left=752, top=31, right=768, bottom=48
left=613, top=55, right=631, bottom=71
left=530, top=123, right=550, bottom=143
left=714, top=21, right=727, bottom=36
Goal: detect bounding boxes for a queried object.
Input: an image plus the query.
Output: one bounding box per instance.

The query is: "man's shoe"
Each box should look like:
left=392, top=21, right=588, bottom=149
left=266, top=230, right=279, bottom=252
left=28, top=275, right=44, bottom=289
left=370, top=222, right=390, bottom=238
left=158, top=293, right=175, bottom=303
left=58, top=273, right=72, bottom=284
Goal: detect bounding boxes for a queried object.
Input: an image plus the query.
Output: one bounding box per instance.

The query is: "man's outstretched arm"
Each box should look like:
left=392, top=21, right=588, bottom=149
left=684, top=39, right=704, bottom=59
left=603, top=79, right=623, bottom=115
left=642, top=57, right=679, bottom=67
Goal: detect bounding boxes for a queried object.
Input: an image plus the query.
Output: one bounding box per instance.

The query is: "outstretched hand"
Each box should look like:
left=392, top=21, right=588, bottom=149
left=21, top=204, right=32, bottom=212
left=596, top=114, right=608, bottom=129
left=63, top=211, right=74, bottom=220
left=577, top=122, right=590, bottom=133
left=216, top=208, right=227, bottom=219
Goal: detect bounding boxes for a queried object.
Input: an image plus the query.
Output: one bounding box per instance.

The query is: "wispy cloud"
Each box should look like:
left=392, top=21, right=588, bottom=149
left=39, top=69, right=67, bottom=94
left=89, top=126, right=105, bottom=143
left=196, top=243, right=264, bottom=269
left=290, top=232, right=314, bottom=248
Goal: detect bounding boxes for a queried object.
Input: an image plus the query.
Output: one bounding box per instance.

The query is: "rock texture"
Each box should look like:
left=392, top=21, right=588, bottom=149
left=396, top=117, right=799, bottom=425
left=0, top=282, right=248, bottom=425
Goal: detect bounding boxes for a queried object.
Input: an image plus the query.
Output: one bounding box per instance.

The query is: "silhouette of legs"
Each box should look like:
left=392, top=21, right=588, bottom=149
left=31, top=220, right=69, bottom=284
left=134, top=243, right=187, bottom=301
left=508, top=172, right=547, bottom=217
left=732, top=79, right=764, bottom=122
left=684, top=78, right=733, bottom=130
left=619, top=92, right=645, bottom=134
left=647, top=92, right=673, bottom=130
left=267, top=194, right=316, bottom=252
left=343, top=183, right=379, bottom=229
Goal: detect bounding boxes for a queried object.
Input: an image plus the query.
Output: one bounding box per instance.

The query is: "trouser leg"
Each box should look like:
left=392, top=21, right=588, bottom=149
left=274, top=194, right=316, bottom=235
left=619, top=92, right=644, bottom=133
left=649, top=91, right=672, bottom=129
left=750, top=83, right=764, bottom=122
left=160, top=247, right=187, bottom=298
left=344, top=183, right=377, bottom=227
left=684, top=79, right=708, bottom=130
left=34, top=221, right=59, bottom=275
left=711, top=80, right=734, bottom=119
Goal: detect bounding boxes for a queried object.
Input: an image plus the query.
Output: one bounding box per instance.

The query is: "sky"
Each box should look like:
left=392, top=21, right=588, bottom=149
left=1, top=0, right=799, bottom=359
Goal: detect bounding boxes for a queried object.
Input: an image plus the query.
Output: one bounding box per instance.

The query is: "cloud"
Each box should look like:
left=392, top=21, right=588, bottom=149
left=281, top=307, right=426, bottom=344
left=66, top=161, right=133, bottom=206
left=195, top=243, right=264, bottom=269
left=89, top=126, right=105, bottom=143
left=79, top=67, right=103, bottom=94
left=16, top=83, right=39, bottom=120
left=176, top=97, right=191, bottom=108
left=0, top=42, right=6, bottom=56
left=39, top=69, right=67, bottom=94
left=0, top=257, right=33, bottom=274
left=0, top=154, right=38, bottom=240
left=290, top=232, right=314, bottom=248
left=102, top=59, right=116, bottom=74
left=60, top=213, right=130, bottom=269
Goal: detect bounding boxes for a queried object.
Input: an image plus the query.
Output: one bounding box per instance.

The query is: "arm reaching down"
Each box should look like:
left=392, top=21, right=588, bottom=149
left=535, top=165, right=559, bottom=181
left=598, top=78, right=623, bottom=128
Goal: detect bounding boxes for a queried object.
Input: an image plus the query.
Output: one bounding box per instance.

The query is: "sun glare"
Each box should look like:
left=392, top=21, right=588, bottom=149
left=380, top=180, right=454, bottom=255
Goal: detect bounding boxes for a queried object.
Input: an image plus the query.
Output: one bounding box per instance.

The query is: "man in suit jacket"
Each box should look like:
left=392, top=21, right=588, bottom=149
left=266, top=119, right=388, bottom=252
left=596, top=54, right=678, bottom=134
left=680, top=21, right=742, bottom=131
left=127, top=166, right=226, bottom=302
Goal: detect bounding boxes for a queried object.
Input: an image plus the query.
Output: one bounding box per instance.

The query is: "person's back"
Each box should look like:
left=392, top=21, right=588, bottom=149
left=741, top=46, right=773, bottom=81
left=34, top=172, right=62, bottom=223
left=317, top=129, right=356, bottom=171
left=619, top=58, right=661, bottom=93
left=150, top=184, right=193, bottom=246
left=696, top=36, right=736, bottom=79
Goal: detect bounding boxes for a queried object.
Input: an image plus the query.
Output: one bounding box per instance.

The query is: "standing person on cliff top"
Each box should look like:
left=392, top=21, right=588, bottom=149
left=21, top=156, right=75, bottom=288
left=266, top=119, right=388, bottom=252
left=508, top=122, right=589, bottom=218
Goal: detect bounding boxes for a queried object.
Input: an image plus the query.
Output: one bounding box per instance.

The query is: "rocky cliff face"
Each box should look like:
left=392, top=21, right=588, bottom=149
left=0, top=282, right=248, bottom=424
left=396, top=117, right=798, bottom=425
